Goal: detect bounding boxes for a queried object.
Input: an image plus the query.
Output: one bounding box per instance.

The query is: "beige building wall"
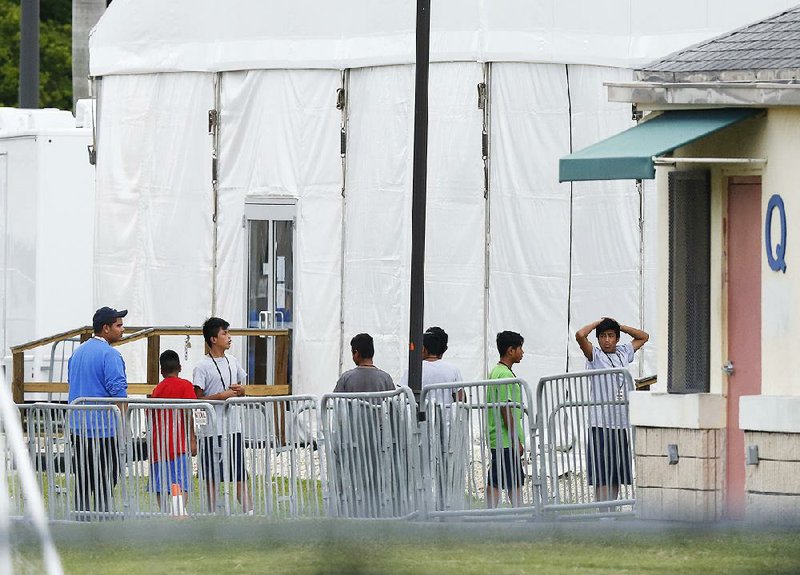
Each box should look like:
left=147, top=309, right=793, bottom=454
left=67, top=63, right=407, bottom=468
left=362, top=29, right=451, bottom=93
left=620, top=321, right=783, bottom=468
left=637, top=108, right=800, bottom=522
left=676, top=109, right=799, bottom=397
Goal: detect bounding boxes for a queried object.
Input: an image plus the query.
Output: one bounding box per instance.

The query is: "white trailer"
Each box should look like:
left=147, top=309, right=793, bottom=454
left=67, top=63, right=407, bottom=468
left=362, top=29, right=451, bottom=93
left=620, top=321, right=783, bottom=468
left=0, top=107, right=95, bottom=388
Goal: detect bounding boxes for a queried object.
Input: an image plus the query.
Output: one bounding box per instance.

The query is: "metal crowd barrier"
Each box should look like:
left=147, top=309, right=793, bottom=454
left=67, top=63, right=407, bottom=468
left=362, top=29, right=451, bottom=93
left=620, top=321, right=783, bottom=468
left=124, top=400, right=217, bottom=518
left=70, top=397, right=219, bottom=519
left=18, top=402, right=125, bottom=521
left=222, top=396, right=324, bottom=518
left=320, top=387, right=420, bottom=519
left=536, top=368, right=635, bottom=519
left=1, top=382, right=63, bottom=574
left=420, top=378, right=540, bottom=520
left=73, top=396, right=325, bottom=519
left=14, top=369, right=637, bottom=524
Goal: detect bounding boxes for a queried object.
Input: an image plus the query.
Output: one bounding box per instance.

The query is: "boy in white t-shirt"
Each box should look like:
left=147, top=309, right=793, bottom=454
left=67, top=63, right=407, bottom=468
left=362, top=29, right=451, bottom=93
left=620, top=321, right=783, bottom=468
left=400, top=327, right=466, bottom=510
left=193, top=316, right=252, bottom=513
left=576, top=317, right=648, bottom=508
left=400, top=326, right=463, bottom=403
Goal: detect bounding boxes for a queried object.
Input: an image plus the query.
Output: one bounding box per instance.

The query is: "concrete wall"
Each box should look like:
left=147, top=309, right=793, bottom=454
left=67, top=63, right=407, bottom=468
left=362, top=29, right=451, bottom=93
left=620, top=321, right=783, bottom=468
left=740, top=395, right=800, bottom=523
left=744, top=431, right=800, bottom=523
left=631, top=392, right=726, bottom=521
left=636, top=427, right=723, bottom=522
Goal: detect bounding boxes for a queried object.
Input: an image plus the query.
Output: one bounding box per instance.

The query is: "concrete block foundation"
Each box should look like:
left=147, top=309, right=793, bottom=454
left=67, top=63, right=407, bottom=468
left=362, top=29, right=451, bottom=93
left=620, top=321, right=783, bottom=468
left=743, top=431, right=800, bottom=523
left=634, top=427, right=723, bottom=522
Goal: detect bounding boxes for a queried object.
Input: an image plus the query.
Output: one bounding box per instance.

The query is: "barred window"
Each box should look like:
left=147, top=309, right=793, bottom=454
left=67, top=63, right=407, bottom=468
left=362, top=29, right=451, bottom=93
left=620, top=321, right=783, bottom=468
left=667, top=170, right=711, bottom=393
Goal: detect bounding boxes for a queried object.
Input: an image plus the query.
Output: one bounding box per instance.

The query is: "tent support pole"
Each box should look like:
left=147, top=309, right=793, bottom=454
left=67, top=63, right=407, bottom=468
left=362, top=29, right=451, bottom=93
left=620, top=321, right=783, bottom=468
left=211, top=73, right=221, bottom=315
left=481, top=62, right=491, bottom=376
left=407, top=0, right=431, bottom=405
left=565, top=64, right=574, bottom=372
left=338, top=69, right=349, bottom=376
left=637, top=178, right=645, bottom=378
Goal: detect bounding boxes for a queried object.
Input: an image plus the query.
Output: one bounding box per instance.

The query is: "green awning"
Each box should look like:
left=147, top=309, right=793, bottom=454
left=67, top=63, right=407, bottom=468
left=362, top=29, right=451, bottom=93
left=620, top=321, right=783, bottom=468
left=559, top=108, right=762, bottom=182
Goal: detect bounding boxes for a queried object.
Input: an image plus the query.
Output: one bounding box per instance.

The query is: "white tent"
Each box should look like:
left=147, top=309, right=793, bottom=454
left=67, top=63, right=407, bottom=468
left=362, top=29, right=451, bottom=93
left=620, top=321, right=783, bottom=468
left=88, top=0, right=795, bottom=395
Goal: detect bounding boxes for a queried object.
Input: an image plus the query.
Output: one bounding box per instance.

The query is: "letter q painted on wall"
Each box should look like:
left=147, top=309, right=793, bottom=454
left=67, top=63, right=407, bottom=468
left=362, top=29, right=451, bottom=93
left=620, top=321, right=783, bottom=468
left=766, top=194, right=787, bottom=273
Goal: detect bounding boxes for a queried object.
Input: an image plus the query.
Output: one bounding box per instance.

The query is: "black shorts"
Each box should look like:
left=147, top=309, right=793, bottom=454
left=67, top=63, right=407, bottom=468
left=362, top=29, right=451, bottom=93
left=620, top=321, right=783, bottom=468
left=487, top=447, right=525, bottom=489
left=199, top=433, right=246, bottom=482
left=586, top=427, right=632, bottom=487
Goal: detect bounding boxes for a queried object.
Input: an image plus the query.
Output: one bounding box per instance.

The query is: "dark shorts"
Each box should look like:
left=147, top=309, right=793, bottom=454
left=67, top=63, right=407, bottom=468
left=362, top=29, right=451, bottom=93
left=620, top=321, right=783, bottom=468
left=586, top=427, right=632, bottom=487
left=199, top=433, right=246, bottom=483
left=487, top=447, right=525, bottom=489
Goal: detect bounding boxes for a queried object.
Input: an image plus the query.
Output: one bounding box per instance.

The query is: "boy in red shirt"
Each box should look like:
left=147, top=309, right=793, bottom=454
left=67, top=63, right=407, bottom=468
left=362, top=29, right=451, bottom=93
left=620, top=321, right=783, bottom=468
left=149, top=350, right=197, bottom=511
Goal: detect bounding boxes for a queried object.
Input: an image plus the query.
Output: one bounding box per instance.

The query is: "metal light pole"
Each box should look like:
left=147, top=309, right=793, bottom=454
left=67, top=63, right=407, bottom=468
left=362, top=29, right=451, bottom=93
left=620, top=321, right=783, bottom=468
left=19, top=0, right=40, bottom=108
left=72, top=0, right=107, bottom=104
left=407, top=0, right=431, bottom=404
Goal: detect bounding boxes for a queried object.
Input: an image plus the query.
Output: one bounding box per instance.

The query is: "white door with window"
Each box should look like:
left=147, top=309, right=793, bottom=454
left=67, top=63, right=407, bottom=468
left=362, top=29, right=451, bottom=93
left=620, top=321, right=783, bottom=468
left=245, top=200, right=295, bottom=386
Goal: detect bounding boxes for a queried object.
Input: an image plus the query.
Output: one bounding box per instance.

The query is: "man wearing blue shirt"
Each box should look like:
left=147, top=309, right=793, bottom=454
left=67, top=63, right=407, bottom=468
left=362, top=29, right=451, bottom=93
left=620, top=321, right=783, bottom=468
left=68, top=306, right=128, bottom=516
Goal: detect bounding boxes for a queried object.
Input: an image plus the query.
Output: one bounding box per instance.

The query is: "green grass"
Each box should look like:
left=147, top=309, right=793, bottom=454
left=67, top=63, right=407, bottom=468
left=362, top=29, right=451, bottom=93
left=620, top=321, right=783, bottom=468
left=12, top=519, right=800, bottom=575
left=11, top=472, right=325, bottom=518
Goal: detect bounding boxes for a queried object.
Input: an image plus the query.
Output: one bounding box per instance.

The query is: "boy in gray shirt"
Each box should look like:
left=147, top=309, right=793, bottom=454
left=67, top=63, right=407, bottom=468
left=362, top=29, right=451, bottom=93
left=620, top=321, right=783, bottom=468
left=334, top=333, right=394, bottom=392
left=193, top=316, right=252, bottom=513
left=575, top=317, right=649, bottom=508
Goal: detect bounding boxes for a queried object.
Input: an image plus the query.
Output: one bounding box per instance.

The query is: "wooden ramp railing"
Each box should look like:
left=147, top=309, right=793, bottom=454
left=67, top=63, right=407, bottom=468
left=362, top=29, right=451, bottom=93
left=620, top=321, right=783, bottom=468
left=9, top=326, right=291, bottom=404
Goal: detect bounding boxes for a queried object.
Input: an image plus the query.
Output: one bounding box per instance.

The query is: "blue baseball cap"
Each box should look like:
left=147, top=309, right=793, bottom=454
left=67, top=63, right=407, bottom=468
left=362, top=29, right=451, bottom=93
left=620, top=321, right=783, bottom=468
left=92, top=307, right=128, bottom=331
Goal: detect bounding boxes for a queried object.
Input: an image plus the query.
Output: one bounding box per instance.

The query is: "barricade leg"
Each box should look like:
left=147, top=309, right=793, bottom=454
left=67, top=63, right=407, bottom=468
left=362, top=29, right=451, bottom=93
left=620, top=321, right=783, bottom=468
left=93, top=437, right=119, bottom=516
left=69, top=434, right=92, bottom=520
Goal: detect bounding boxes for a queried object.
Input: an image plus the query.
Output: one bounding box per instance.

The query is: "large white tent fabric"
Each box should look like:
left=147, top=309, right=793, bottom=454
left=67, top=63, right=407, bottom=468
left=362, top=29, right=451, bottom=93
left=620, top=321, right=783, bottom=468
left=566, top=65, right=650, bottom=376
left=423, top=64, right=485, bottom=382
left=92, top=62, right=654, bottom=394
left=90, top=0, right=798, bottom=74
left=94, top=73, right=215, bottom=375
left=342, top=65, right=414, bottom=380
left=89, top=1, right=793, bottom=394
left=342, top=63, right=487, bottom=382
left=215, top=70, right=343, bottom=393
left=488, top=63, right=571, bottom=385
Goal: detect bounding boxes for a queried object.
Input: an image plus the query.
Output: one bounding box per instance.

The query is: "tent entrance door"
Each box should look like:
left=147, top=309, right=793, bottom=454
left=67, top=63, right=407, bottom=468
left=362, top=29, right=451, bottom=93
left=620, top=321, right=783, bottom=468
left=245, top=200, right=296, bottom=386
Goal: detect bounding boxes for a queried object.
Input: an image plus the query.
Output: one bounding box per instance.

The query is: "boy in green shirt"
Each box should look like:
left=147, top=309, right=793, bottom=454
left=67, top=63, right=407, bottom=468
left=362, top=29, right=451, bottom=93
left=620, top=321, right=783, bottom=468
left=486, top=331, right=525, bottom=508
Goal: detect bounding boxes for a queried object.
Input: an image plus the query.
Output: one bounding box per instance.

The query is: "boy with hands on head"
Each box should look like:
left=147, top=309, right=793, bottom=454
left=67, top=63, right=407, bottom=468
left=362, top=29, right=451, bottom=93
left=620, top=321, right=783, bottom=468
left=575, top=317, right=649, bottom=508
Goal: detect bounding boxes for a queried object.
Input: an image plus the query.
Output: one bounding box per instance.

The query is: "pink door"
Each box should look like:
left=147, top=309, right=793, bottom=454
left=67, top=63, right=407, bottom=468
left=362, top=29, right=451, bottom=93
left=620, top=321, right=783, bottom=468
left=725, top=176, right=762, bottom=519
